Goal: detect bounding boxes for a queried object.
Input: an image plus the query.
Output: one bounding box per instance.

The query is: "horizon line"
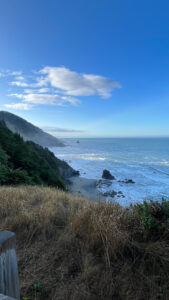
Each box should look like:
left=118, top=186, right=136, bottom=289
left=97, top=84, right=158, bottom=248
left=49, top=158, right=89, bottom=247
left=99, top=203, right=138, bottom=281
left=58, top=136, right=169, bottom=139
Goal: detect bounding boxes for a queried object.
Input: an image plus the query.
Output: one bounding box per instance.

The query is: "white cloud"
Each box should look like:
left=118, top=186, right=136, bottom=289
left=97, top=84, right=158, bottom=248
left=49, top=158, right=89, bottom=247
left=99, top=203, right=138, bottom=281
left=2, top=66, right=121, bottom=110
left=42, top=126, right=84, bottom=133
left=10, top=81, right=28, bottom=87
left=40, top=66, right=121, bottom=98
left=10, top=71, right=22, bottom=76
left=15, top=76, right=25, bottom=80
left=0, top=70, right=22, bottom=78
left=37, top=88, right=50, bottom=93
left=24, top=88, right=50, bottom=94
left=9, top=92, right=80, bottom=106
left=10, top=75, right=48, bottom=89
left=34, top=76, right=49, bottom=87
left=4, top=103, right=32, bottom=110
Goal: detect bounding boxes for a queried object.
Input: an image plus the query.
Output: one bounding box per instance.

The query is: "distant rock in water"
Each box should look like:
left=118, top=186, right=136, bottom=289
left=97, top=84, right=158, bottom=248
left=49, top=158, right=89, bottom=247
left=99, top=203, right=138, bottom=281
left=0, top=111, right=65, bottom=147
left=102, top=169, right=116, bottom=180
left=118, top=179, right=135, bottom=184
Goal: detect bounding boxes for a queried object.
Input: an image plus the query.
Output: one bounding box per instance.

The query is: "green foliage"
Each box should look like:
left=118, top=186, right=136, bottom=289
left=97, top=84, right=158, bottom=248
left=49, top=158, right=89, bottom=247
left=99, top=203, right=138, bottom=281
left=0, top=146, right=8, bottom=165
left=32, top=280, right=43, bottom=293
left=0, top=122, right=66, bottom=189
left=136, top=198, right=169, bottom=232
left=7, top=169, right=33, bottom=185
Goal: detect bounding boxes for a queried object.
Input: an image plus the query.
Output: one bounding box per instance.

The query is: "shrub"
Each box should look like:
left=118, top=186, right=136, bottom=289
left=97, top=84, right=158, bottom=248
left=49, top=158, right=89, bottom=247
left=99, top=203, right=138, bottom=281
left=135, top=199, right=169, bottom=232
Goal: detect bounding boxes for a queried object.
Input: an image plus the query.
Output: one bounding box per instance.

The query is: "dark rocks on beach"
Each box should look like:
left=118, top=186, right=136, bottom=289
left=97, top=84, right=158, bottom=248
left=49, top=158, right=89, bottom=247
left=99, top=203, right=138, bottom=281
left=59, top=168, right=80, bottom=178
left=74, top=170, right=80, bottom=176
left=103, top=190, right=117, bottom=197
left=118, top=179, right=135, bottom=184
left=70, top=170, right=80, bottom=177
left=103, top=190, right=125, bottom=198
left=117, top=194, right=125, bottom=198
left=118, top=191, right=123, bottom=194
left=102, top=169, right=116, bottom=180
left=96, top=179, right=112, bottom=188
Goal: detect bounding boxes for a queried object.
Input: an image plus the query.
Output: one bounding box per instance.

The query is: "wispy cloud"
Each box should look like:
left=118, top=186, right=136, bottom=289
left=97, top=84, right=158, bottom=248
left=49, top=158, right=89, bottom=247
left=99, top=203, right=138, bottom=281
left=10, top=81, right=29, bottom=87
left=42, top=126, right=85, bottom=133
left=0, top=70, right=22, bottom=78
left=23, top=88, right=50, bottom=94
left=10, top=71, right=22, bottom=76
left=4, top=103, right=32, bottom=110
left=2, top=66, right=121, bottom=110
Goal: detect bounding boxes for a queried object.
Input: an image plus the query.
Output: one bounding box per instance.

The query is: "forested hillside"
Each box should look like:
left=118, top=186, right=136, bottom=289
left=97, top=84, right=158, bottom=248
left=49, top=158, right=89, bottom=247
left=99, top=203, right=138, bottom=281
left=0, top=121, right=76, bottom=189
left=0, top=111, right=65, bottom=147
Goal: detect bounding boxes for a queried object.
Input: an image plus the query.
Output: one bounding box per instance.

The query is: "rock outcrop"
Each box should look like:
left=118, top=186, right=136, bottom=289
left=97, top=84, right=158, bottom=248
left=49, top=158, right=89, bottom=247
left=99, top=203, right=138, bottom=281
left=102, top=169, right=115, bottom=180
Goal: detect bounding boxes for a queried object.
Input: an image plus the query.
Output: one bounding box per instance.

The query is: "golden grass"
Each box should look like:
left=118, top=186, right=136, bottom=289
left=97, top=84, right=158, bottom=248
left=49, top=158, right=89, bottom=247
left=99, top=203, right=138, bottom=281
left=0, top=186, right=169, bottom=300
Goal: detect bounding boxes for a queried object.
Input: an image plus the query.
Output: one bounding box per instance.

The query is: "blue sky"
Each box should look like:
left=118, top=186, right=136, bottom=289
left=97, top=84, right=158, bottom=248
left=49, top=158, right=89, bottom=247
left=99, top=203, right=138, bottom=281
left=0, top=0, right=169, bottom=137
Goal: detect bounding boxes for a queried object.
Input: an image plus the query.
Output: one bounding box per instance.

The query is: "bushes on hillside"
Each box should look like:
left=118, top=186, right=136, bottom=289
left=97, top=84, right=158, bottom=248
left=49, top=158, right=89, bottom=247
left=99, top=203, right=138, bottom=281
left=0, top=122, right=66, bottom=189
left=135, top=198, right=169, bottom=233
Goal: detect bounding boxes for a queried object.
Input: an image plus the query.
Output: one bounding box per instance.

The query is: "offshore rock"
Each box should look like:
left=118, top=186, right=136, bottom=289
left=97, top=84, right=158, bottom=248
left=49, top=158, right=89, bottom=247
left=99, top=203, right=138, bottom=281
left=118, top=179, right=135, bottom=184
left=102, top=169, right=116, bottom=180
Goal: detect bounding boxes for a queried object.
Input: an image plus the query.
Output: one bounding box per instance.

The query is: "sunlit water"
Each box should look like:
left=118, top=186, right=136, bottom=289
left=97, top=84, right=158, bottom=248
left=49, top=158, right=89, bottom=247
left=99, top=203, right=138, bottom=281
left=51, top=138, right=169, bottom=205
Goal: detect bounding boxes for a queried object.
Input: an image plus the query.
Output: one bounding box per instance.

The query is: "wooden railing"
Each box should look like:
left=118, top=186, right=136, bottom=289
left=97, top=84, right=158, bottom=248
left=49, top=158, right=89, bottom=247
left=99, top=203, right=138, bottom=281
left=0, top=231, right=20, bottom=300
left=0, top=294, right=16, bottom=299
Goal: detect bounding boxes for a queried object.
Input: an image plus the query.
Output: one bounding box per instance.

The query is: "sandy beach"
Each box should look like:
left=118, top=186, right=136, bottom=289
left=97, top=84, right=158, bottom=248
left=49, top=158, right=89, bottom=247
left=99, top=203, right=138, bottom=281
left=67, top=176, right=106, bottom=201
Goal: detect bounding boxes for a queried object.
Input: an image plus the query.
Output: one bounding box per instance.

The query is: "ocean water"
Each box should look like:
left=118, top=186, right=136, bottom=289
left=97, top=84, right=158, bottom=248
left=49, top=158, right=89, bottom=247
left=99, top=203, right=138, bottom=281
left=51, top=138, right=169, bottom=206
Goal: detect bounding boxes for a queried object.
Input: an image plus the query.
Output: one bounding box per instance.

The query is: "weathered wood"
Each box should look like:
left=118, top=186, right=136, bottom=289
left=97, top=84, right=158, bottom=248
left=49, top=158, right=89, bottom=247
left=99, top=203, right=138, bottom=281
left=0, top=231, right=20, bottom=300
left=0, top=294, right=16, bottom=299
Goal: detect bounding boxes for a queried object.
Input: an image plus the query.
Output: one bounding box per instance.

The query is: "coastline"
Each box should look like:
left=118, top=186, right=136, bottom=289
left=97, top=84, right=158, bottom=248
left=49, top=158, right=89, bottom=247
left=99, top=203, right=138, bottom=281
left=67, top=176, right=106, bottom=201
left=53, top=138, right=169, bottom=204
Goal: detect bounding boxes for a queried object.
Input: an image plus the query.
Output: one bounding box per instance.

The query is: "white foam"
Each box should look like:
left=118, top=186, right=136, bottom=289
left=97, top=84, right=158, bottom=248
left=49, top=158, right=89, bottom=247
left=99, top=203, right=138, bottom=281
left=51, top=138, right=169, bottom=206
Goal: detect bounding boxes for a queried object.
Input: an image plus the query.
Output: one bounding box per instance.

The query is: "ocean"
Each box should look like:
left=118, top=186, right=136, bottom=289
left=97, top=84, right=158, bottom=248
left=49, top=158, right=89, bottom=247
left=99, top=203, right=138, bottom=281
left=51, top=138, right=169, bottom=206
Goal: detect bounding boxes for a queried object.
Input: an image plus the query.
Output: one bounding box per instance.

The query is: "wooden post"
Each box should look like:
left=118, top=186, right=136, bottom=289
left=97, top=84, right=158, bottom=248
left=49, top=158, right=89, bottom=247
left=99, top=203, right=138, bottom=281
left=0, top=294, right=16, bottom=299
left=0, top=231, right=20, bottom=300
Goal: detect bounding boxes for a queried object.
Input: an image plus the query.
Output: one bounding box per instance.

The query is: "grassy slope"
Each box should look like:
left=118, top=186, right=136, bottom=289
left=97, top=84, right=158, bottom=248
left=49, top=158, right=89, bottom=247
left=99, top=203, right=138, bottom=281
left=0, top=186, right=169, bottom=300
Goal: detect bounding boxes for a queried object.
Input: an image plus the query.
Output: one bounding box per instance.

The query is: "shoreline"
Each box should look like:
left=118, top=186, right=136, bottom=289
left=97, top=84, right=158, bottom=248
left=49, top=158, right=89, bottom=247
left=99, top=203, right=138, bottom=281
left=67, top=176, right=106, bottom=201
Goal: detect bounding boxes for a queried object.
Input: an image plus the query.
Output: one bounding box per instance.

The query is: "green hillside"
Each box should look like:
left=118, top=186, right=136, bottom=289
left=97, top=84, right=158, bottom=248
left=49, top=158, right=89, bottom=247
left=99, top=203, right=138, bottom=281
left=0, top=121, right=76, bottom=189
left=0, top=111, right=65, bottom=147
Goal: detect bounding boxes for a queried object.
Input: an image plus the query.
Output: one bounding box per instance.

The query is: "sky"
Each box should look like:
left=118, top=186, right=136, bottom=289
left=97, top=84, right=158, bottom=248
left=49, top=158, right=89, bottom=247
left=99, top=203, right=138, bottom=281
left=0, top=0, right=169, bottom=137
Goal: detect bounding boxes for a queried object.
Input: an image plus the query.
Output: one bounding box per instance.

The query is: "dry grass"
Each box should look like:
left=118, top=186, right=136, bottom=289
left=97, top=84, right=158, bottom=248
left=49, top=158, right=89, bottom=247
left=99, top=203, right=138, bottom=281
left=0, top=186, right=169, bottom=300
